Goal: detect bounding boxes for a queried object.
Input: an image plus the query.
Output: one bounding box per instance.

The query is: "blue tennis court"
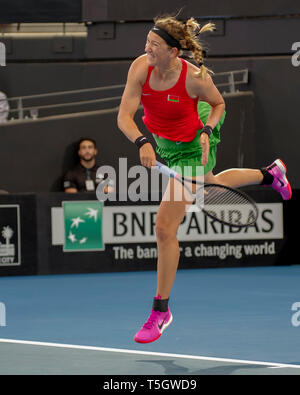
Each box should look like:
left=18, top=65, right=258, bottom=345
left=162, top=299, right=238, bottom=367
left=0, top=264, right=300, bottom=375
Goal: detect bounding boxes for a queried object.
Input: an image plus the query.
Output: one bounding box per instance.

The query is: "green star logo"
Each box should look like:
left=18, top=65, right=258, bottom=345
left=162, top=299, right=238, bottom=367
left=63, top=201, right=104, bottom=251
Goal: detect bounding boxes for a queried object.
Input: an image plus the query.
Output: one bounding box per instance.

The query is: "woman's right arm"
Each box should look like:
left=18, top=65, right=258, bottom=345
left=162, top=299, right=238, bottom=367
left=117, top=57, right=156, bottom=168
left=117, top=59, right=144, bottom=142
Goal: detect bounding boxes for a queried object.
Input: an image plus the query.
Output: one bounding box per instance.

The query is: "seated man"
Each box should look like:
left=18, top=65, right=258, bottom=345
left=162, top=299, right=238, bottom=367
left=63, top=137, right=113, bottom=193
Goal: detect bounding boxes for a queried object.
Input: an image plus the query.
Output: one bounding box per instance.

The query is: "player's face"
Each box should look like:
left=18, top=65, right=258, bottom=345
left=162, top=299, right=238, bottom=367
left=145, top=31, right=171, bottom=66
left=78, top=140, right=97, bottom=162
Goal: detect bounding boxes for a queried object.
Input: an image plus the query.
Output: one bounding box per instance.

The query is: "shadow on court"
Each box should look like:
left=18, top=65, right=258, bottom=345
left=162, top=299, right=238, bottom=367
left=135, top=359, right=267, bottom=375
left=1, top=266, right=300, bottom=375
left=0, top=341, right=300, bottom=375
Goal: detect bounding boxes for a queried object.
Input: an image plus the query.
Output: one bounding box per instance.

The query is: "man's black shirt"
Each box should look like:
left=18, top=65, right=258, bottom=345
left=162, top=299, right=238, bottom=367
left=63, top=163, right=104, bottom=192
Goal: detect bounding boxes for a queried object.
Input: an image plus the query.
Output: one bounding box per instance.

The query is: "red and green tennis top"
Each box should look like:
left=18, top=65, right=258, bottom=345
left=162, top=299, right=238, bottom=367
left=141, top=58, right=203, bottom=142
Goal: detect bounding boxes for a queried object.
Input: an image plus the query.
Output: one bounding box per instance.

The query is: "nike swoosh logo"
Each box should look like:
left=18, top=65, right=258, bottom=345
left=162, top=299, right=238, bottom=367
left=176, top=141, right=182, bottom=145
left=158, top=319, right=165, bottom=330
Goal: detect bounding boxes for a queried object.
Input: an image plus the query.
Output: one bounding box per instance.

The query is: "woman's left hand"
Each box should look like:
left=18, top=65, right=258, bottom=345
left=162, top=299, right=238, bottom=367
left=200, top=132, right=209, bottom=166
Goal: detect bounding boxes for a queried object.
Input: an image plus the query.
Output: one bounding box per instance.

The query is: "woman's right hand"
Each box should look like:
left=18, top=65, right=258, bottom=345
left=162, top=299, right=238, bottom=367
left=139, top=143, right=156, bottom=168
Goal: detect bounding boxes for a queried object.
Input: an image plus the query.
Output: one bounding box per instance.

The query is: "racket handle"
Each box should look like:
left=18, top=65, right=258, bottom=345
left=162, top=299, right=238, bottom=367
left=155, top=161, right=179, bottom=179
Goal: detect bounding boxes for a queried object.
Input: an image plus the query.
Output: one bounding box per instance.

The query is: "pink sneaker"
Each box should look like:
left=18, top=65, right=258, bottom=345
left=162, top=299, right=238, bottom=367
left=134, top=308, right=173, bottom=344
left=266, top=159, right=292, bottom=200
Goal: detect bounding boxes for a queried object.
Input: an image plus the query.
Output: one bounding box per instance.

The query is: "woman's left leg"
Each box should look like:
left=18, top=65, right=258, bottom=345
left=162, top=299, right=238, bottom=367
left=155, top=177, right=194, bottom=300
left=133, top=177, right=194, bottom=344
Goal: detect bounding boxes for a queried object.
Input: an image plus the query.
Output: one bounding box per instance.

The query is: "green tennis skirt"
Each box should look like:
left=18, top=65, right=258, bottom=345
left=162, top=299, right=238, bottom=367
left=153, top=101, right=226, bottom=177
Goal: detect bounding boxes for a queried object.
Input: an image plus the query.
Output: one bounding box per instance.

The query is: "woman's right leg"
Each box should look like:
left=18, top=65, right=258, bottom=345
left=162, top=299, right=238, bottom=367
left=205, top=168, right=263, bottom=188
left=204, top=158, right=292, bottom=200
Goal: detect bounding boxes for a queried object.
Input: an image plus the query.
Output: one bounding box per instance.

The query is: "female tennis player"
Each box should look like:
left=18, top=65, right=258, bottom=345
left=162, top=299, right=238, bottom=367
left=117, top=15, right=292, bottom=344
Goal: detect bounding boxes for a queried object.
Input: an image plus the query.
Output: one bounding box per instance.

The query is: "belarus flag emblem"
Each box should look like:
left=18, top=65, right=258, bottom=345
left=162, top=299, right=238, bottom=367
left=167, top=95, right=180, bottom=103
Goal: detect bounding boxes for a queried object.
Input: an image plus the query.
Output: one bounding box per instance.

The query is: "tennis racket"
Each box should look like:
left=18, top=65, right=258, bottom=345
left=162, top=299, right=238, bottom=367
left=155, top=161, right=258, bottom=228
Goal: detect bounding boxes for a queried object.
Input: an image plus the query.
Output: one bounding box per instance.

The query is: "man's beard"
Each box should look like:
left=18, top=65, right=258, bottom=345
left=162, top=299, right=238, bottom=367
left=80, top=154, right=94, bottom=162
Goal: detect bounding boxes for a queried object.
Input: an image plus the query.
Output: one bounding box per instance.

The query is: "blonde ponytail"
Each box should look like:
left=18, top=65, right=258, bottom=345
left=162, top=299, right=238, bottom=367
left=154, top=15, right=215, bottom=79
left=184, top=18, right=215, bottom=78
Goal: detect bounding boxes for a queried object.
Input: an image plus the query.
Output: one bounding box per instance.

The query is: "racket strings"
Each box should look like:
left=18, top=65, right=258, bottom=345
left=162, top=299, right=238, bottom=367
left=195, top=184, right=258, bottom=227
left=156, top=166, right=258, bottom=228
left=203, top=186, right=249, bottom=205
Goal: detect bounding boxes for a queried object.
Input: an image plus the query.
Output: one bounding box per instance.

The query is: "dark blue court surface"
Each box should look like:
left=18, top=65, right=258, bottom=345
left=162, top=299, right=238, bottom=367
left=0, top=265, right=300, bottom=375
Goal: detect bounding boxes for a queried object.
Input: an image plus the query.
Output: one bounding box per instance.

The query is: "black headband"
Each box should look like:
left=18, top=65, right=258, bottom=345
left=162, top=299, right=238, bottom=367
left=151, top=25, right=182, bottom=50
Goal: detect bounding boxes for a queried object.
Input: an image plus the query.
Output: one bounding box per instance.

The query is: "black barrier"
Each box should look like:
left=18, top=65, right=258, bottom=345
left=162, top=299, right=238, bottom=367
left=0, top=194, right=38, bottom=276
left=0, top=190, right=297, bottom=277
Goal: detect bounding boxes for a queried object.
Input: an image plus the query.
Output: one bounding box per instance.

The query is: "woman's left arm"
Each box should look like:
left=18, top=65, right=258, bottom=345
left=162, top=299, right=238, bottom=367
left=196, top=74, right=225, bottom=129
left=193, top=74, right=225, bottom=166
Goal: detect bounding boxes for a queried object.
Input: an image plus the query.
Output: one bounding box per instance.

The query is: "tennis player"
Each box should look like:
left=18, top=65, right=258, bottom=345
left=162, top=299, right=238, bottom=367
left=117, top=15, right=292, bottom=344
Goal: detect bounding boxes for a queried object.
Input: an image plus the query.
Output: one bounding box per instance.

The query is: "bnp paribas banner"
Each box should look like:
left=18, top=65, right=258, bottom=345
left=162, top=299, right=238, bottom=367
left=52, top=201, right=284, bottom=260
left=62, top=201, right=104, bottom=252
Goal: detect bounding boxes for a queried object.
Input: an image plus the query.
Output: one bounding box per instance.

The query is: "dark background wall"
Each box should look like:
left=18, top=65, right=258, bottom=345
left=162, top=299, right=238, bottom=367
left=0, top=0, right=299, bottom=191
left=0, top=92, right=255, bottom=193
left=1, top=0, right=299, bottom=23
left=0, top=57, right=297, bottom=191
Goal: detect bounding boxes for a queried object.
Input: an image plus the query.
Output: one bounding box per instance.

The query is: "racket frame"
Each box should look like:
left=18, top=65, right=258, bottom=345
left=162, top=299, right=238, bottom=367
left=155, top=161, right=259, bottom=228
